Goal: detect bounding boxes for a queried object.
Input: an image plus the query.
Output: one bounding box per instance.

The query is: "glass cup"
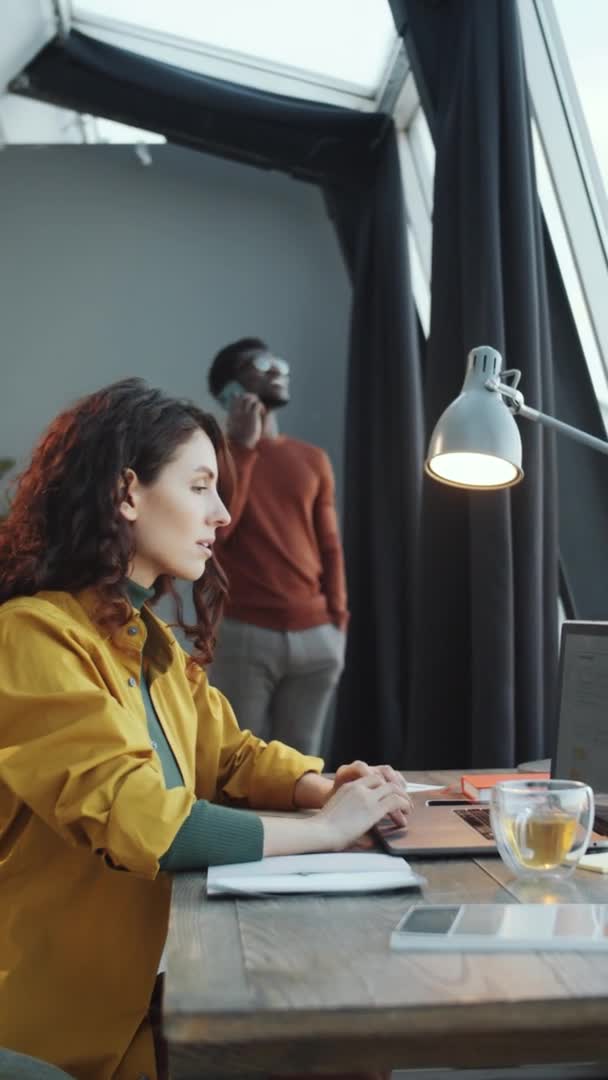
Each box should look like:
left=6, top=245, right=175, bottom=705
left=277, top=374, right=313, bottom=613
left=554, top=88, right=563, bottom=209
left=489, top=778, right=594, bottom=879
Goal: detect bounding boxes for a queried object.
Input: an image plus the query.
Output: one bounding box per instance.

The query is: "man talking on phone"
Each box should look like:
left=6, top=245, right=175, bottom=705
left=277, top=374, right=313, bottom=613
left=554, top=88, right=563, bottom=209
left=206, top=336, right=348, bottom=756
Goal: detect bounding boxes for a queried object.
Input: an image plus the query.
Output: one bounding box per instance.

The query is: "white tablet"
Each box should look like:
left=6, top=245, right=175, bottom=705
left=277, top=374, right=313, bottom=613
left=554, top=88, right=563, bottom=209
left=390, top=903, right=608, bottom=951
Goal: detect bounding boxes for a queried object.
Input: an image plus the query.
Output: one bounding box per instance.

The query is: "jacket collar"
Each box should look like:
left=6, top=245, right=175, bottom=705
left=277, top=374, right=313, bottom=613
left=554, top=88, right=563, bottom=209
left=73, top=586, right=176, bottom=666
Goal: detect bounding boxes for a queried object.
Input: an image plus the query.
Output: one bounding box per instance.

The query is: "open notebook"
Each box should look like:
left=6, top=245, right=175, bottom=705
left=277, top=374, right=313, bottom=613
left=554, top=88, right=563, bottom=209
left=207, top=852, right=425, bottom=896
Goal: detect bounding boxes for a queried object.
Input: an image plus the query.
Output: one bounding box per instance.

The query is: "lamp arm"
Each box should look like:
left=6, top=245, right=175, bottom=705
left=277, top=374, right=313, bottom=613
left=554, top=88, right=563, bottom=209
left=486, top=377, right=608, bottom=457
left=518, top=402, right=608, bottom=456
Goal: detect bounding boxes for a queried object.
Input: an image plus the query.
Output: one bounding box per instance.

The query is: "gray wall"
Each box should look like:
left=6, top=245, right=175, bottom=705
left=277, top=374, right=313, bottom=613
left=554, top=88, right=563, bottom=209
left=0, top=143, right=351, bottom=500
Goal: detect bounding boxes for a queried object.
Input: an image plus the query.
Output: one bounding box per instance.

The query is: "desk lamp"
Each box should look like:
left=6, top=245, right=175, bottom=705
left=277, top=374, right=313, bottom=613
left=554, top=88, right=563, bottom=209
left=425, top=345, right=608, bottom=489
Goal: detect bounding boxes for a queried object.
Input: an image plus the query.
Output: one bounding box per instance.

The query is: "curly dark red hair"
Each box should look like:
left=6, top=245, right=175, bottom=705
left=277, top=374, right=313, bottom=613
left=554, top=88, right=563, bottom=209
left=0, top=377, right=232, bottom=666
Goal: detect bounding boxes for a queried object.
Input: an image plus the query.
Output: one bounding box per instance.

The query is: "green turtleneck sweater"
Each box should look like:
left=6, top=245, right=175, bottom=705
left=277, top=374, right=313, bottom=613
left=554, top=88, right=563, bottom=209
left=126, top=581, right=263, bottom=869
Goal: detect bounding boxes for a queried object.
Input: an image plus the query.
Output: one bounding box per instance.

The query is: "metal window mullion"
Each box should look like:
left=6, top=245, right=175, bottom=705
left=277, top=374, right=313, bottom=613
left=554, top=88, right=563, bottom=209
left=51, top=0, right=72, bottom=37
left=407, top=110, right=435, bottom=217
left=407, top=224, right=431, bottom=338
left=518, top=0, right=608, bottom=380
left=397, top=129, right=432, bottom=281
left=532, top=121, right=608, bottom=432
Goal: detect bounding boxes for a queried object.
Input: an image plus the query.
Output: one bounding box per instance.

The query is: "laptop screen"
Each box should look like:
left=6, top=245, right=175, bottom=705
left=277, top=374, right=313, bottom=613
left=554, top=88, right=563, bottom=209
left=554, top=621, right=608, bottom=796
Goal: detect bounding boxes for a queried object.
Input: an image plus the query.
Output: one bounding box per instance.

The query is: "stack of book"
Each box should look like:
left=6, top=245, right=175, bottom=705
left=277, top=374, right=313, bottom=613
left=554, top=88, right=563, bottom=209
left=460, top=771, right=549, bottom=802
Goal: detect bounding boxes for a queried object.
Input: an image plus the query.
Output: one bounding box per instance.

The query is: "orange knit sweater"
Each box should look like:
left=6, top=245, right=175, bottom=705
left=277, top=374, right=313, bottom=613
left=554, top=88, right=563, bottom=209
left=216, top=436, right=349, bottom=631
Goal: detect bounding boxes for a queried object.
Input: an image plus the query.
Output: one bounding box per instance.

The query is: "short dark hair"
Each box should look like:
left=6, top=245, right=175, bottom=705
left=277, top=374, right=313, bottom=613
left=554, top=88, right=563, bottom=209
left=208, top=337, right=268, bottom=398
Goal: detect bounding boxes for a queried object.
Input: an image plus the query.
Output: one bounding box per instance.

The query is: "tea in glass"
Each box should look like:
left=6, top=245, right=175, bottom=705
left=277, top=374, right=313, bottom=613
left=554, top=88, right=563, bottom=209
left=504, top=811, right=577, bottom=870
left=490, top=779, right=594, bottom=879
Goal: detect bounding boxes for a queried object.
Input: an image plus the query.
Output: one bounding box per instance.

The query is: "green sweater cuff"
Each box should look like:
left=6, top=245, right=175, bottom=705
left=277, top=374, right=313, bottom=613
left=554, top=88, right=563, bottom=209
left=159, top=800, right=263, bottom=870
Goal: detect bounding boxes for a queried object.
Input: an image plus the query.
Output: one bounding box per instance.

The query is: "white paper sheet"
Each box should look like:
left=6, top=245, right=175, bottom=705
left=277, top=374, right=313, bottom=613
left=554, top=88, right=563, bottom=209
left=207, top=851, right=425, bottom=897
left=403, top=783, right=445, bottom=792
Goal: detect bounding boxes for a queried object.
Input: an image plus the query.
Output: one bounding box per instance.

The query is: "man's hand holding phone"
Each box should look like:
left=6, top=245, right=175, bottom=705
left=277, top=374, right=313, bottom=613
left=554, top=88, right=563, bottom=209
left=225, top=389, right=265, bottom=449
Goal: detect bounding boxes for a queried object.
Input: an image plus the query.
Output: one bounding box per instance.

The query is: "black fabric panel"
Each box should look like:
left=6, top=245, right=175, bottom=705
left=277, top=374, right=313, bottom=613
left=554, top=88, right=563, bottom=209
left=397, top=0, right=558, bottom=767
left=326, top=131, right=424, bottom=766
left=14, top=31, right=388, bottom=185
left=388, top=0, right=442, bottom=131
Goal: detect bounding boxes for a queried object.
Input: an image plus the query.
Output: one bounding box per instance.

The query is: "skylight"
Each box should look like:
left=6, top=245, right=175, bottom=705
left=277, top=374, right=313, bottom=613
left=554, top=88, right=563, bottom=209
left=71, top=0, right=399, bottom=105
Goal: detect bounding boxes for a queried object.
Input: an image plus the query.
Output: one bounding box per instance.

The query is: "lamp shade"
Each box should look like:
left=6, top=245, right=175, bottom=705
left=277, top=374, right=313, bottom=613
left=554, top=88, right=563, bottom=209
left=425, top=346, right=524, bottom=489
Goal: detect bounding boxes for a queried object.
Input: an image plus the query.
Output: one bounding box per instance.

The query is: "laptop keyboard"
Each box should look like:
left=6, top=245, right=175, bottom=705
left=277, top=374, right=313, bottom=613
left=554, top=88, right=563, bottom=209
left=454, top=807, right=495, bottom=841
left=456, top=806, right=608, bottom=840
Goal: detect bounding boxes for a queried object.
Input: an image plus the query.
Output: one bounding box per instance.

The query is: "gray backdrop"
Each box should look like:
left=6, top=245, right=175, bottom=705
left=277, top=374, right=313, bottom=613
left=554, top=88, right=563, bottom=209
left=0, top=142, right=350, bottom=499
left=0, top=140, right=353, bottom=756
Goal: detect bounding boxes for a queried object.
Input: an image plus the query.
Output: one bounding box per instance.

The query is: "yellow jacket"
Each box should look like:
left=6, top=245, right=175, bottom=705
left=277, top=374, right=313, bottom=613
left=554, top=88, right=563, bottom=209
left=0, top=589, right=322, bottom=1080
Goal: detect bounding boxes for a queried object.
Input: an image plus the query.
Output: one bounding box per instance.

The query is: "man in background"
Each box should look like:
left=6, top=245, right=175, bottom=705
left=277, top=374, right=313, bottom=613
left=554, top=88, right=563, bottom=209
left=207, top=336, right=348, bottom=756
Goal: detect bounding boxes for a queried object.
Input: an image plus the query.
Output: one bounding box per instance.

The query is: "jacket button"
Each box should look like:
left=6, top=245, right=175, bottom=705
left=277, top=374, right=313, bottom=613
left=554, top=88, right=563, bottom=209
left=127, top=676, right=137, bottom=687
left=127, top=625, right=138, bottom=635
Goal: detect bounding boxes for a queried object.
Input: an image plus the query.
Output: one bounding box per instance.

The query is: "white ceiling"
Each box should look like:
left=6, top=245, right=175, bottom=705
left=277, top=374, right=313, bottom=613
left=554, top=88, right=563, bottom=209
left=0, top=0, right=54, bottom=93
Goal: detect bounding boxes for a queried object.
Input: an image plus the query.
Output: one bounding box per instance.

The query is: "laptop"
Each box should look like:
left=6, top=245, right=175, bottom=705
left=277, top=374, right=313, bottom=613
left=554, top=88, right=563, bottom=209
left=378, top=620, right=608, bottom=857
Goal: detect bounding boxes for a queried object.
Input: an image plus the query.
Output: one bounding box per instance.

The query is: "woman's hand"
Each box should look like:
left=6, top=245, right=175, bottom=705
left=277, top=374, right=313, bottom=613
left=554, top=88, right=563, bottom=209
left=314, top=773, right=412, bottom=852
left=263, top=768, right=412, bottom=858
left=326, top=760, right=411, bottom=828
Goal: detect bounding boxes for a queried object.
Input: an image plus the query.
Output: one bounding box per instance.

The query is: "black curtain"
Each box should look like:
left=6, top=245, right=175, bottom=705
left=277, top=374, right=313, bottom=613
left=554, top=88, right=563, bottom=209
left=326, top=137, right=424, bottom=766
left=14, top=32, right=386, bottom=185
left=16, top=30, right=423, bottom=766
left=389, top=0, right=559, bottom=767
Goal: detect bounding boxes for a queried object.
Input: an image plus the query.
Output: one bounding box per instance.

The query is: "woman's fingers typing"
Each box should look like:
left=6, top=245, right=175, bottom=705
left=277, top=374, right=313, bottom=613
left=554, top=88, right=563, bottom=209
left=318, top=774, right=412, bottom=850
left=331, top=762, right=411, bottom=828
left=331, top=760, right=373, bottom=789
left=325, top=763, right=413, bottom=837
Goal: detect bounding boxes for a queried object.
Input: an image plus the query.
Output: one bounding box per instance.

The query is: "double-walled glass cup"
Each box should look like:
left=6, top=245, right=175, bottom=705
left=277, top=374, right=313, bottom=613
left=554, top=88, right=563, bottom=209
left=489, top=779, right=594, bottom=879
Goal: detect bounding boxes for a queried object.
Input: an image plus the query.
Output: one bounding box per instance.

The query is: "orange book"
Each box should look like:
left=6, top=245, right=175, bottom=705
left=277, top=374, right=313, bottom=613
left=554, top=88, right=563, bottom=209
left=460, top=771, right=550, bottom=802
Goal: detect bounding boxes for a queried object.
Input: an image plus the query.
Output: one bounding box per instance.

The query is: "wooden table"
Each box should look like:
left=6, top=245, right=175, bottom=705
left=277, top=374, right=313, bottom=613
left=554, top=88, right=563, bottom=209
left=163, top=770, right=608, bottom=1078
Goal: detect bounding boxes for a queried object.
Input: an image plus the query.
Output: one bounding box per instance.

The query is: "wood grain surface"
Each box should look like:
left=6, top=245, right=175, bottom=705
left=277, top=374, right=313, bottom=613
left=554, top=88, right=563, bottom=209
left=164, top=771, right=608, bottom=1077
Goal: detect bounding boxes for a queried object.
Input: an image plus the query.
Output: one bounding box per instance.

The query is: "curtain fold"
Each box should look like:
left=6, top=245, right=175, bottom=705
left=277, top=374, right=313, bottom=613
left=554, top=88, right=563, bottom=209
left=326, top=132, right=423, bottom=766
left=15, top=31, right=388, bottom=184
left=390, top=0, right=559, bottom=767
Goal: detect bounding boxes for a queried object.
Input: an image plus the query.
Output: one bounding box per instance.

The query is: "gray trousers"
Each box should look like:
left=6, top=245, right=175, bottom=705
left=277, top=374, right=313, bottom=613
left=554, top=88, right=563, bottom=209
left=209, top=619, right=345, bottom=756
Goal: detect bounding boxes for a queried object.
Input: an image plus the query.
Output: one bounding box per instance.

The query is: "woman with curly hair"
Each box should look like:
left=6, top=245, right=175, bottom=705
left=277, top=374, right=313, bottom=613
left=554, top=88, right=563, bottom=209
left=0, top=378, right=410, bottom=1080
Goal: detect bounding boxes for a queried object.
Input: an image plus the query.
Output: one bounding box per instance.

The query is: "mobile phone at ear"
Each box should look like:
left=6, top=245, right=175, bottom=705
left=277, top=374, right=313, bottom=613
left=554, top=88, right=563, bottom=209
left=218, top=380, right=246, bottom=410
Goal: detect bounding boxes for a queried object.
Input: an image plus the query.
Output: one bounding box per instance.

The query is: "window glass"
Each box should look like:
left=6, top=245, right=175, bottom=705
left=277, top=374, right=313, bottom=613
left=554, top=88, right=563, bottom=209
left=73, top=0, right=398, bottom=95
